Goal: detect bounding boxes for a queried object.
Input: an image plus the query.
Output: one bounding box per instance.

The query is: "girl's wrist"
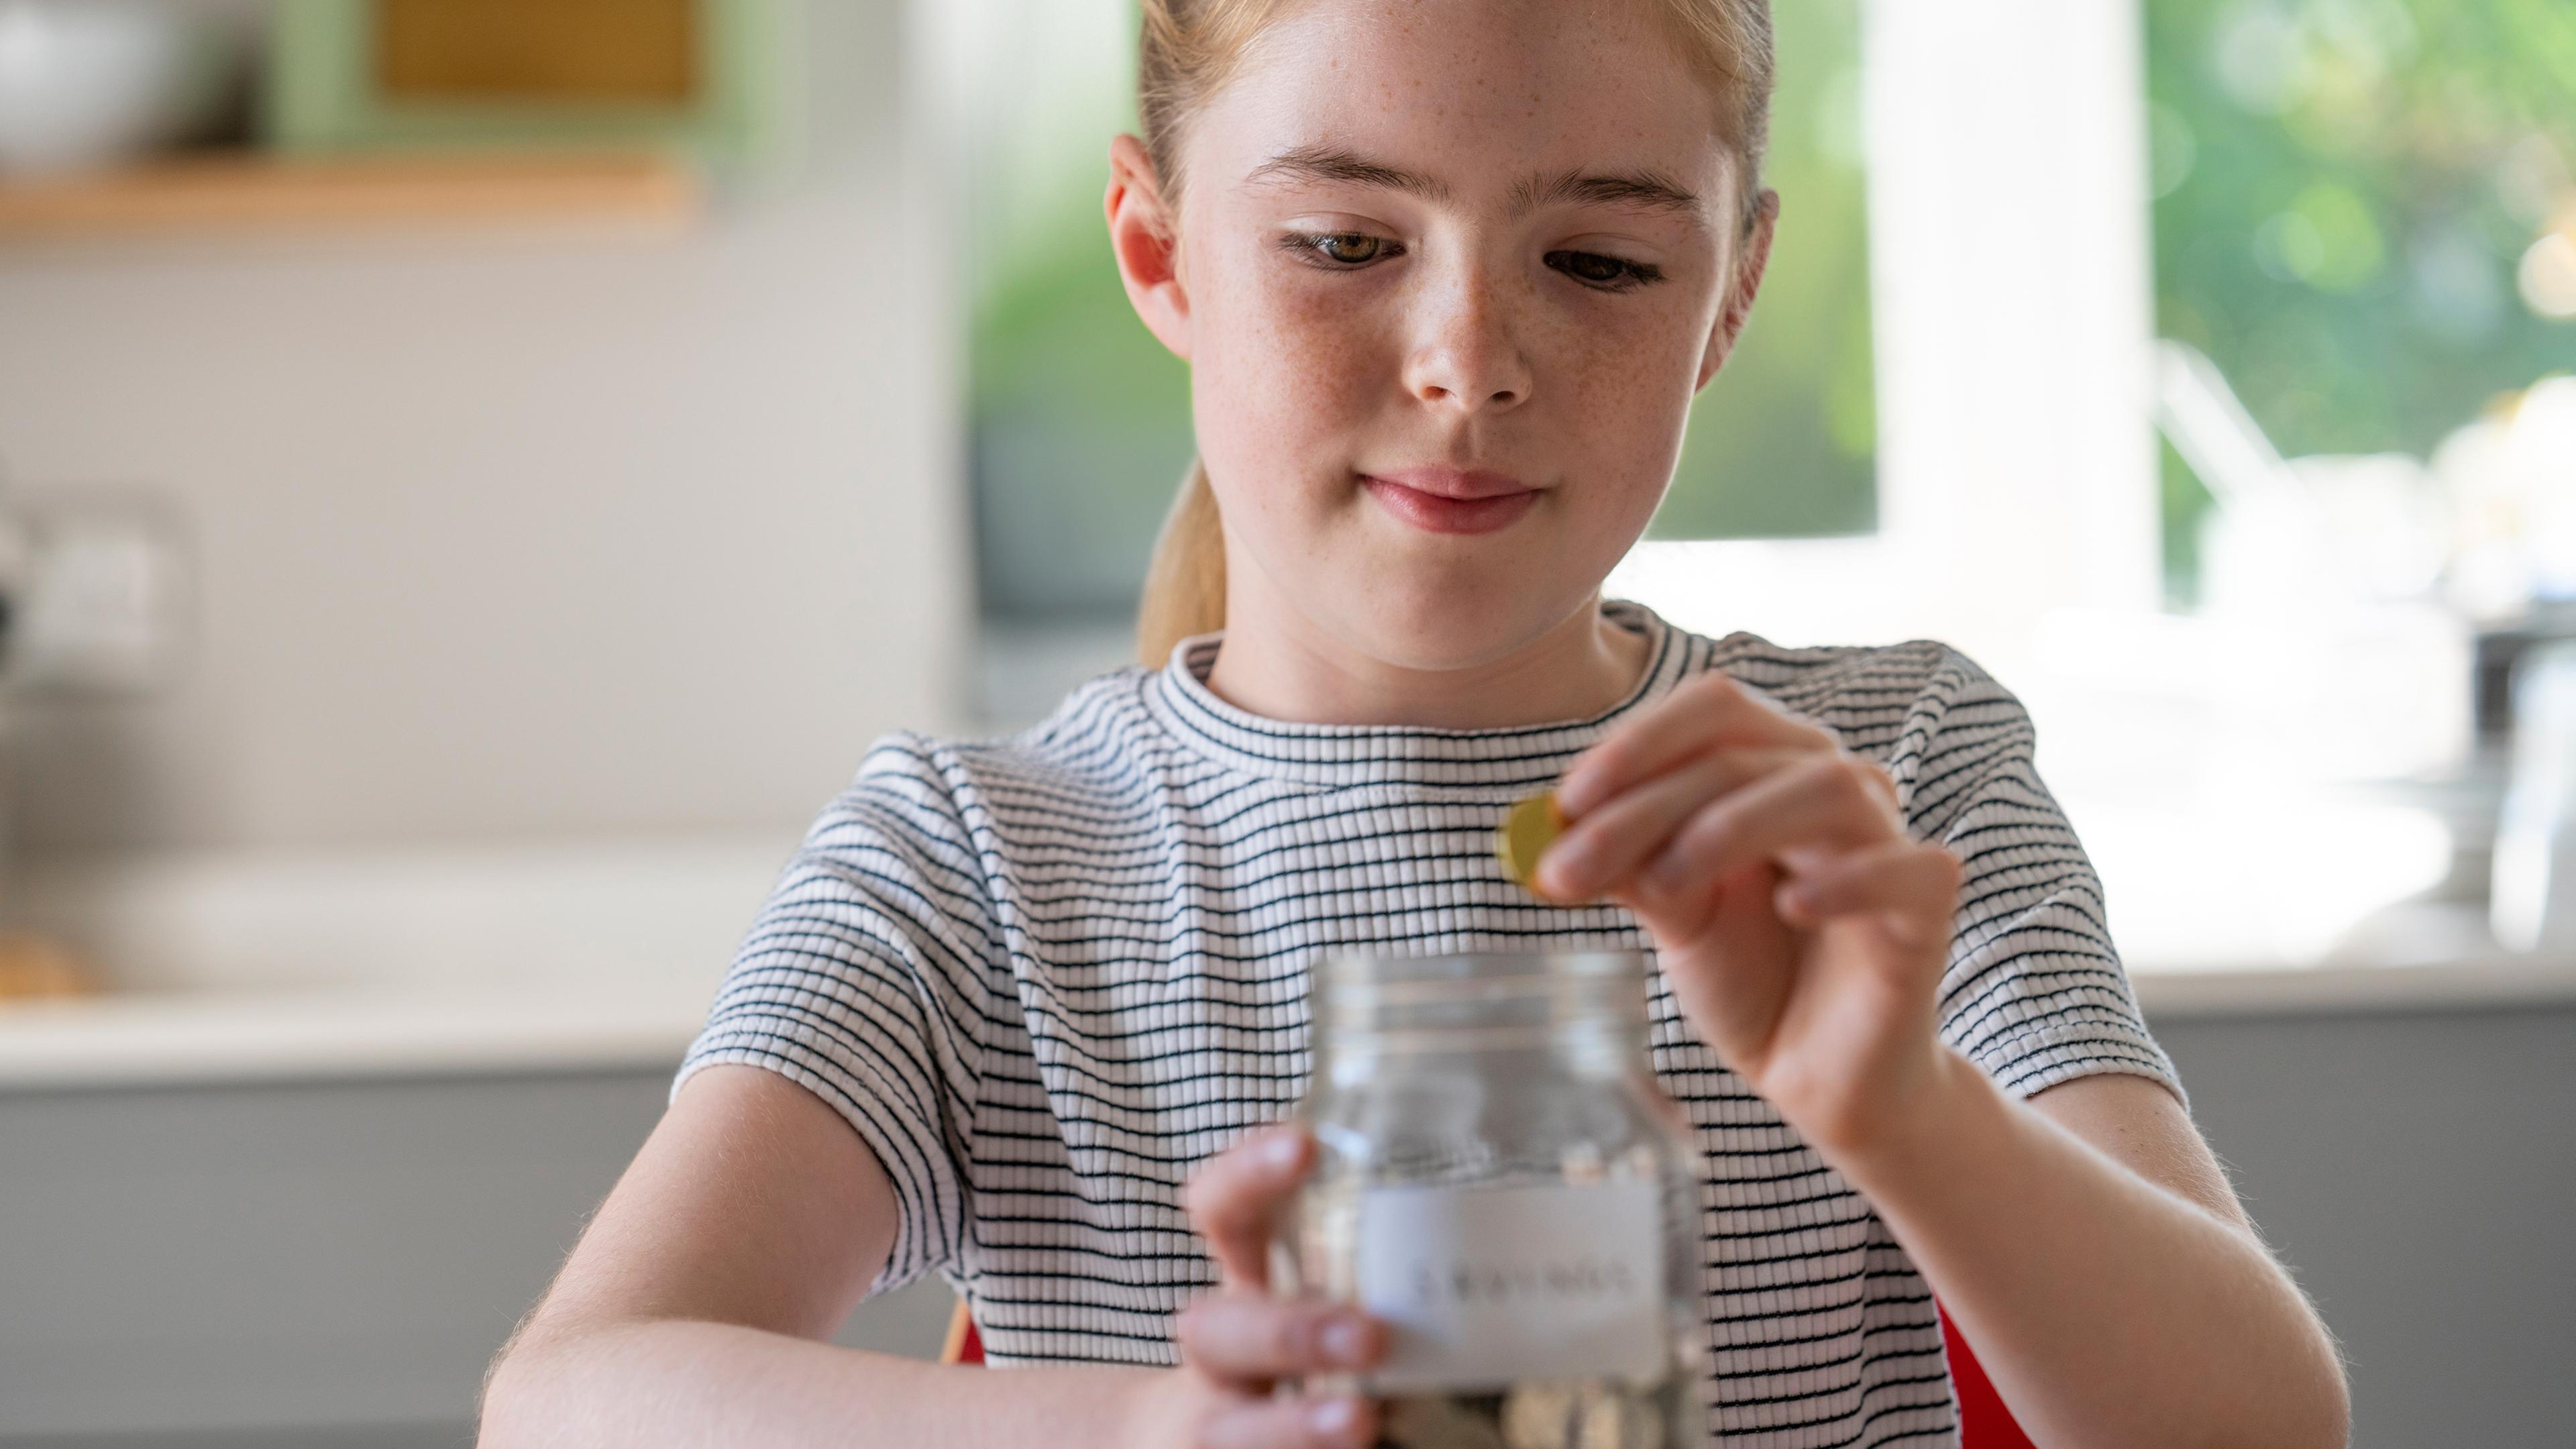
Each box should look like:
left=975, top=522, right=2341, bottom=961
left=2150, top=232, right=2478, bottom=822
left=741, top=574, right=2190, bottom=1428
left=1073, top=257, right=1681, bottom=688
left=1792, top=1042, right=1997, bottom=1184
left=1114, top=1363, right=1202, bottom=1449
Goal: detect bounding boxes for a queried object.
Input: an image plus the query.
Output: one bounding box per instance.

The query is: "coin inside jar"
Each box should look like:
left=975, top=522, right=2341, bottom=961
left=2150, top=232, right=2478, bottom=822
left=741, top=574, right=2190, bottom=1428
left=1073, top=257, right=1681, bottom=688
left=1375, top=1383, right=1670, bottom=1449
left=1495, top=791, right=1567, bottom=899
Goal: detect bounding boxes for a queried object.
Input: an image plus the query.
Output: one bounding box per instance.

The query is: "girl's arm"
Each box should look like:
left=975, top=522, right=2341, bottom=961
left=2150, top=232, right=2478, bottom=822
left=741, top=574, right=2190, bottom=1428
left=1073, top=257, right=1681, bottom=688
left=1839, top=1054, right=2347, bottom=1449
left=478, top=1064, right=1146, bottom=1448
left=1539, top=670, right=2349, bottom=1449
left=478, top=1065, right=1381, bottom=1449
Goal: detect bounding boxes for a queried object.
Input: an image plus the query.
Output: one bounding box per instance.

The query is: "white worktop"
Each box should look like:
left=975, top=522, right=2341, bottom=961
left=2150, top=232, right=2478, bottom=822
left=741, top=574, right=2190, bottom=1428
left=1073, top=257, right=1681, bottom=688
left=3, top=814, right=2572, bottom=1091
left=0, top=835, right=774, bottom=1089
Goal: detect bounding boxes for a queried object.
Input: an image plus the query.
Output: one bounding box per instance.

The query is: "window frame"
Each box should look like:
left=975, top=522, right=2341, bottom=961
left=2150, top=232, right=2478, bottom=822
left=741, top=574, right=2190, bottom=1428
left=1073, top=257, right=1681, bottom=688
left=1613, top=0, right=2163, bottom=676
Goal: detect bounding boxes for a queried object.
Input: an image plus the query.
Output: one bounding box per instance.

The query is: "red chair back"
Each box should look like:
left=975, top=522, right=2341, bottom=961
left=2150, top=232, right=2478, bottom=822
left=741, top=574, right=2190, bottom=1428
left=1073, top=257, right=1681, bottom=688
left=943, top=1301, right=985, bottom=1365
left=1940, top=1303, right=2038, bottom=1449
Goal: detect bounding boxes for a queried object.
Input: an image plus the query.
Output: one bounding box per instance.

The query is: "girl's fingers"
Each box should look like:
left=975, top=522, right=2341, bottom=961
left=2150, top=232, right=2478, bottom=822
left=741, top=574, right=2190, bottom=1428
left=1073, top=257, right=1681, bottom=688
left=1537, top=747, right=1809, bottom=901
left=1629, top=856, right=1801, bottom=1044
left=1556, top=672, right=1835, bottom=818
left=1181, top=1125, right=1313, bottom=1288
left=1638, top=753, right=1902, bottom=901
left=1199, top=1394, right=1379, bottom=1449
left=1175, top=1292, right=1386, bottom=1385
left=1774, top=839, right=1964, bottom=949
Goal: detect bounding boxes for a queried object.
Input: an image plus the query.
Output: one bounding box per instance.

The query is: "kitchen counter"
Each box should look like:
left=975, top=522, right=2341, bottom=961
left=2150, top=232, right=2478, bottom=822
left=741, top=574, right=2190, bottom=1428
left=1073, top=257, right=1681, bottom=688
left=0, top=835, right=776, bottom=1090
left=0, top=980, right=710, bottom=1089
left=5, top=823, right=2572, bottom=1091
left=2134, top=947, right=2576, bottom=1016
left=10, top=949, right=2572, bottom=1093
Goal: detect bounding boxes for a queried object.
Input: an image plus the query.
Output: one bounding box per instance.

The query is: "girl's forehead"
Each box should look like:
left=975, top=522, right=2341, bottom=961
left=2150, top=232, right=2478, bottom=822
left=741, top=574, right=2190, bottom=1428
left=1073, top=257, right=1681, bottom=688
left=1197, top=0, right=1732, bottom=203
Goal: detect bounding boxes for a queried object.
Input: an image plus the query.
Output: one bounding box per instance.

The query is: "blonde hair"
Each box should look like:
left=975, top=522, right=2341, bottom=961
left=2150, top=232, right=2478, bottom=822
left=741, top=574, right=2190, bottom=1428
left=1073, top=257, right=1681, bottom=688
left=1130, top=0, right=1778, bottom=667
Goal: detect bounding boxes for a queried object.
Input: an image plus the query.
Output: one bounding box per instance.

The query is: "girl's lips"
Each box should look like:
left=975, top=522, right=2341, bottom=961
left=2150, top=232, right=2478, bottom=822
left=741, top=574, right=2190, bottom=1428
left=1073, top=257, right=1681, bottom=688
left=1362, top=476, right=1542, bottom=535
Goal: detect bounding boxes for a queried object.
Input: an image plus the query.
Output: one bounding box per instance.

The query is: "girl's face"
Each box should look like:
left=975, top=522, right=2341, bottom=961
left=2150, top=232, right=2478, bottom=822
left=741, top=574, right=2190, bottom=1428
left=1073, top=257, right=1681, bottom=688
left=1112, top=0, right=1774, bottom=673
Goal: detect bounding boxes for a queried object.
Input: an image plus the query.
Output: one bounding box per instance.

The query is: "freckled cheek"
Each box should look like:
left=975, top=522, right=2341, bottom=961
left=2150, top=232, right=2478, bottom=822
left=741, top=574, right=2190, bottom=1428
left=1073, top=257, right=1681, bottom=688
left=1191, top=259, right=1389, bottom=481
left=1548, top=310, right=1704, bottom=500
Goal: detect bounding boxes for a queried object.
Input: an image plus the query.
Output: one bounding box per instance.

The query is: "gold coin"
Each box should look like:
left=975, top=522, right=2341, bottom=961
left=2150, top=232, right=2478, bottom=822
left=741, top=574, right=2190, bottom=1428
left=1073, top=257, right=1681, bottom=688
left=1495, top=790, right=1566, bottom=897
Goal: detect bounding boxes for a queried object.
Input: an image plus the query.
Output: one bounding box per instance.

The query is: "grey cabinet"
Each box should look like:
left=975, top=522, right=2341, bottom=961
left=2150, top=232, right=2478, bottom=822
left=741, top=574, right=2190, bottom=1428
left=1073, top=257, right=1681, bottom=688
left=0, top=1067, right=953, bottom=1444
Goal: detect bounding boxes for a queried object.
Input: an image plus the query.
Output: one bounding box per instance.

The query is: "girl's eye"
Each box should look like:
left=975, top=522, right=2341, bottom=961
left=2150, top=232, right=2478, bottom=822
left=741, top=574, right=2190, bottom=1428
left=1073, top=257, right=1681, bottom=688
left=1279, top=233, right=1660, bottom=290
left=1284, top=231, right=1395, bottom=268
left=1546, top=250, right=1664, bottom=291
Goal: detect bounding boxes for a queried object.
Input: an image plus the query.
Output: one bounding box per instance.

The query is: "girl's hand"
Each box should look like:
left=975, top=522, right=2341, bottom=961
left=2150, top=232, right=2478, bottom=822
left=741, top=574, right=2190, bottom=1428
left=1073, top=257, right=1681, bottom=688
left=1129, top=1126, right=1384, bottom=1449
left=1536, top=672, right=1966, bottom=1157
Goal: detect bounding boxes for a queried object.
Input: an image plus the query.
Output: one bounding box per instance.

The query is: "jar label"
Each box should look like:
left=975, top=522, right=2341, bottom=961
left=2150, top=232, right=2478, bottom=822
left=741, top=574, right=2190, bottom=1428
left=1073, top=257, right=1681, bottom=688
left=1354, top=1179, right=1666, bottom=1393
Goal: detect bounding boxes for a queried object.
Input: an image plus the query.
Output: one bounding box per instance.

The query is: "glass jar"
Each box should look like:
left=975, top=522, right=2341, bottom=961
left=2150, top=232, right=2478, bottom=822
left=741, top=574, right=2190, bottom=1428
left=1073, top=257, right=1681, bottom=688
left=1279, top=951, right=1707, bottom=1449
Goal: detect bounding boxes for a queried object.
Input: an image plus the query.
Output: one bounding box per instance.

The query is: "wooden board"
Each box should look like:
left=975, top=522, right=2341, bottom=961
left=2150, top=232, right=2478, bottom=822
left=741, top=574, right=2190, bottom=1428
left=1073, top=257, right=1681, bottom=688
left=376, top=0, right=701, bottom=103
left=0, top=152, right=697, bottom=241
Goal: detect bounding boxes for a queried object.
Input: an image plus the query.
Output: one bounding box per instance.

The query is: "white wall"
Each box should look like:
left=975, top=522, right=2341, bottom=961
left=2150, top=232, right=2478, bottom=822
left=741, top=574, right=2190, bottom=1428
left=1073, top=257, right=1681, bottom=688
left=0, top=0, right=969, bottom=853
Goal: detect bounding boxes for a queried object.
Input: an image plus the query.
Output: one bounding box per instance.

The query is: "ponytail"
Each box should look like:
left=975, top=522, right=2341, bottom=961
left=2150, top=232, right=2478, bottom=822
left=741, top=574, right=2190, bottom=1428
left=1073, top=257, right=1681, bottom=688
left=1135, top=457, right=1227, bottom=666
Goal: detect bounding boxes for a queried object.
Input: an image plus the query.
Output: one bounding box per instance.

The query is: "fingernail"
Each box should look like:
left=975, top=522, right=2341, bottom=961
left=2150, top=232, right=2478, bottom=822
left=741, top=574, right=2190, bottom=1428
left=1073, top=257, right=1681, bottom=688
left=1307, top=1397, right=1359, bottom=1437
left=1319, top=1313, right=1374, bottom=1366
left=1260, top=1130, right=1305, bottom=1173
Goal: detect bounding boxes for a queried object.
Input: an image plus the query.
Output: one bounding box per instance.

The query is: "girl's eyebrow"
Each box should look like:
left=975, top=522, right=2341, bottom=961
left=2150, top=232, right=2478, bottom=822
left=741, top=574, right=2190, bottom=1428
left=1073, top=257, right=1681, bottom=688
left=1244, top=144, right=1452, bottom=201
left=1513, top=167, right=1710, bottom=232
left=1242, top=144, right=1710, bottom=233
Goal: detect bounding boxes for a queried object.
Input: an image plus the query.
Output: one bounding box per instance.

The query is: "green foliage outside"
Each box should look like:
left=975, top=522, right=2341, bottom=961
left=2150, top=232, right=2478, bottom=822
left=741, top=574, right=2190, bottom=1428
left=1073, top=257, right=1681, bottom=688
left=967, top=0, right=1193, bottom=619
left=2145, top=0, right=2576, bottom=604
left=1650, top=0, right=1876, bottom=541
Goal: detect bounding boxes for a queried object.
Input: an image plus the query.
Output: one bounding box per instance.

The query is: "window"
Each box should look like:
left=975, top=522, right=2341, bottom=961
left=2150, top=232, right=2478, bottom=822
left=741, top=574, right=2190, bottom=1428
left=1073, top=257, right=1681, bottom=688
left=1615, top=1, right=2167, bottom=659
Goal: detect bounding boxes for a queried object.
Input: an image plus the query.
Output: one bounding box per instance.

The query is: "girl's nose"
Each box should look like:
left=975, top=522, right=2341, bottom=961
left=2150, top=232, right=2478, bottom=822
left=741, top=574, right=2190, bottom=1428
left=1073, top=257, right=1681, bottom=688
left=1401, top=279, right=1534, bottom=415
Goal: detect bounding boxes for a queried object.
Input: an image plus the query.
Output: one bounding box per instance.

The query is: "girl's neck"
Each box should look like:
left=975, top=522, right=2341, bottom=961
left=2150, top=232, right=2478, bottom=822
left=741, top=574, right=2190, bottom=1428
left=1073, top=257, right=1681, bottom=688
left=1201, top=574, right=1652, bottom=731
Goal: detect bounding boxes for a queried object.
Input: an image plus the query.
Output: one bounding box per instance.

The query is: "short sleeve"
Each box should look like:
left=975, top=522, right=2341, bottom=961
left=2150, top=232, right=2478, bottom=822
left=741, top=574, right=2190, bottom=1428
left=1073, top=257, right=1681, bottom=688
left=672, top=735, right=996, bottom=1293
left=1900, top=647, right=2183, bottom=1105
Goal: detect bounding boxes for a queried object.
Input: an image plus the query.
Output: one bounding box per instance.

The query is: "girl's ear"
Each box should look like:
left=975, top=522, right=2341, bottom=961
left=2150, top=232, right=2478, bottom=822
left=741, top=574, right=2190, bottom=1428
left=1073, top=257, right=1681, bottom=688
left=1107, top=133, right=1193, bottom=362
left=1695, top=188, right=1780, bottom=391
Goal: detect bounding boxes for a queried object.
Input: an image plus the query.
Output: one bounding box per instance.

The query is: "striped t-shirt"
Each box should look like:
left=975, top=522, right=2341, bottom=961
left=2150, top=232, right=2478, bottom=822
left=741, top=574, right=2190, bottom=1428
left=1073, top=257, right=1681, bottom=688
left=675, top=598, right=2180, bottom=1447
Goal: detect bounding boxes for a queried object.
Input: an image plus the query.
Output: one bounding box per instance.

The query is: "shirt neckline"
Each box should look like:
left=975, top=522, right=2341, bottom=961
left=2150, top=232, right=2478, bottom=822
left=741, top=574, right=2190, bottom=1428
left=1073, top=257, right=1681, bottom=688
left=1139, top=598, right=1689, bottom=788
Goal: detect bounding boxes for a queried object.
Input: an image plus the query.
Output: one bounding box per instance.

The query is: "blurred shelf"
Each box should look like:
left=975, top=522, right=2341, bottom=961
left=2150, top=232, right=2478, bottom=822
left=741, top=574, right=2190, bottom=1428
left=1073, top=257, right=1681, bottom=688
left=0, top=150, right=698, bottom=243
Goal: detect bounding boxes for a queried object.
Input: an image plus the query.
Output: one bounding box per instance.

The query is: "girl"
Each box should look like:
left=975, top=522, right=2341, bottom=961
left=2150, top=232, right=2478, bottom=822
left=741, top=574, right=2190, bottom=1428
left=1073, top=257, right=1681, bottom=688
left=480, top=0, right=2349, bottom=1444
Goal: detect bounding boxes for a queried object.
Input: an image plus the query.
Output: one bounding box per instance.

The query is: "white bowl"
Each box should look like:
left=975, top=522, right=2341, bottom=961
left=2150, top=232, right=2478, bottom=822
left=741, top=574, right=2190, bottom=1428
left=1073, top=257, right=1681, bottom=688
left=0, top=0, right=241, bottom=178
